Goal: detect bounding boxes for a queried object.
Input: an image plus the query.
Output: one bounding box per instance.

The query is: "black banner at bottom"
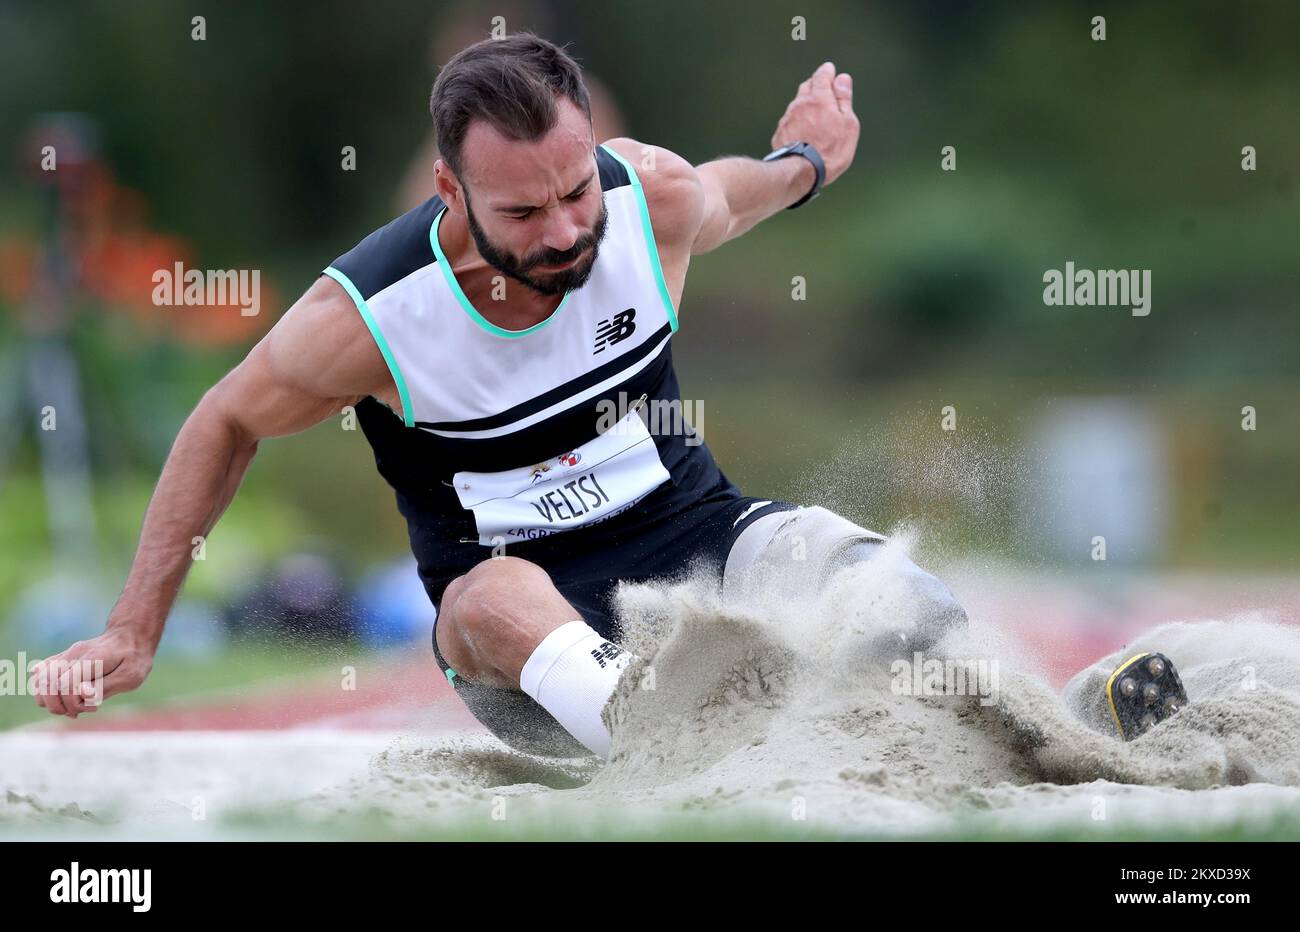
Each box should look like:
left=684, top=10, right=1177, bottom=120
left=0, top=840, right=1289, bottom=918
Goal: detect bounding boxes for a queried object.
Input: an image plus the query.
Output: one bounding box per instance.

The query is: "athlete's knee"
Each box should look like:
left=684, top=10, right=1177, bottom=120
left=904, top=563, right=968, bottom=636
left=446, top=554, right=544, bottom=607
left=837, top=540, right=965, bottom=612
left=443, top=557, right=552, bottom=634
left=437, top=557, right=555, bottom=683
left=830, top=539, right=968, bottom=651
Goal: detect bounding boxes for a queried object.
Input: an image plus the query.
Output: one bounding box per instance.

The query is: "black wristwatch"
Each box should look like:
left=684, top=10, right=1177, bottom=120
left=762, top=141, right=826, bottom=209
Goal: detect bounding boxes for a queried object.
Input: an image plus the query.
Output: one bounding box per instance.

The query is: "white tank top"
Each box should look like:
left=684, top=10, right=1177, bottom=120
left=323, top=144, right=732, bottom=557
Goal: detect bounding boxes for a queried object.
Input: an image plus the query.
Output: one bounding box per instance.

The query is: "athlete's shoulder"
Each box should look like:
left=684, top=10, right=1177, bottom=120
left=594, top=143, right=635, bottom=192
left=600, top=138, right=702, bottom=202
left=599, top=138, right=703, bottom=251
left=326, top=196, right=445, bottom=301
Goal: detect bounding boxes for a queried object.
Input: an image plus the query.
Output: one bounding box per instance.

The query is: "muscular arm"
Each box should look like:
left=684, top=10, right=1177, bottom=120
left=691, top=155, right=820, bottom=253
left=35, top=276, right=391, bottom=716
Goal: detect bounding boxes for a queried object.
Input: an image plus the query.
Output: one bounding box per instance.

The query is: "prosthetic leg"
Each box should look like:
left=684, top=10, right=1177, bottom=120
left=721, top=505, right=968, bottom=654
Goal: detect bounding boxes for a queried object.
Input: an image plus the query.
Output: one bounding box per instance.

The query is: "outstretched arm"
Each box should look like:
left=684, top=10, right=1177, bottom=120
left=33, top=276, right=390, bottom=717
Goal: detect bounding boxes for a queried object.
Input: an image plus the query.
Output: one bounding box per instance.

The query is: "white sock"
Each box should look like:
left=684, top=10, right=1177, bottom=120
left=519, top=620, right=636, bottom=758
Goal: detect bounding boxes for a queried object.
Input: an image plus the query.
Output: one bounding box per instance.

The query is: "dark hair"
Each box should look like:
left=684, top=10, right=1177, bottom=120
left=430, top=32, right=592, bottom=176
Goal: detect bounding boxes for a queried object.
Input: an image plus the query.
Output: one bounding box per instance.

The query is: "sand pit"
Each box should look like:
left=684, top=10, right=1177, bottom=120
left=3, top=541, right=1299, bottom=840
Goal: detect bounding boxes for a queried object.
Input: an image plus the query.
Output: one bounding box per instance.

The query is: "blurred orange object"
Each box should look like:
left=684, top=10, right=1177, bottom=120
left=3, top=161, right=270, bottom=347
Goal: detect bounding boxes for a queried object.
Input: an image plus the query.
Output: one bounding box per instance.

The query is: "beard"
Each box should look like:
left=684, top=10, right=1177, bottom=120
left=465, top=192, right=609, bottom=297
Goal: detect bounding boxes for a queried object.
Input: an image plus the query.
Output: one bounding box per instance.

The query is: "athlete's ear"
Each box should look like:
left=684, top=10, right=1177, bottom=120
left=433, top=159, right=466, bottom=214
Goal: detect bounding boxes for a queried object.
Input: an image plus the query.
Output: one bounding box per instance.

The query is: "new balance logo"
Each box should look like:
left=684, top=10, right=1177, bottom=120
left=590, top=641, right=625, bottom=668
left=593, top=308, right=636, bottom=353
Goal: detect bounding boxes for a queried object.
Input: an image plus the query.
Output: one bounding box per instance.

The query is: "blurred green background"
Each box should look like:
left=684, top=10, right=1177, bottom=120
left=0, top=0, right=1297, bottom=724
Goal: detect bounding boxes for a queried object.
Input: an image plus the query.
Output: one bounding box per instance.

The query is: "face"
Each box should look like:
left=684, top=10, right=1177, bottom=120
left=465, top=187, right=607, bottom=296
left=445, top=98, right=608, bottom=297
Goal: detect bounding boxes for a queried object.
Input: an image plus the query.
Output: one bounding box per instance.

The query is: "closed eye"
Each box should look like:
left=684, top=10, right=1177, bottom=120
left=502, top=176, right=592, bottom=219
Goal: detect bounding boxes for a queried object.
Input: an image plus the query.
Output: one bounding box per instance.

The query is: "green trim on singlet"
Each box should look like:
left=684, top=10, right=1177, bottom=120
left=322, top=266, right=414, bottom=427
left=445, top=667, right=458, bottom=685
left=429, top=207, right=571, bottom=339
left=598, top=144, right=680, bottom=333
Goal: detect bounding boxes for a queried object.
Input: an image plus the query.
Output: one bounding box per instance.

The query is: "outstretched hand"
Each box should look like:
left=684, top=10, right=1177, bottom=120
left=771, top=62, right=860, bottom=186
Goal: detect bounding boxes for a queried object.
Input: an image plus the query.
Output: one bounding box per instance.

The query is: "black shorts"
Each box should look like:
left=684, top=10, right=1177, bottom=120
left=428, top=493, right=799, bottom=756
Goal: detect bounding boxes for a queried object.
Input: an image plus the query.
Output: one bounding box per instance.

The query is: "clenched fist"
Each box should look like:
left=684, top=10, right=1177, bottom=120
left=32, top=626, right=155, bottom=718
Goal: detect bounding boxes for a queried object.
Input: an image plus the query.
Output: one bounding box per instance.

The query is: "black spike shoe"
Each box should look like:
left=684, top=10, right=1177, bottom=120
left=1105, top=651, right=1189, bottom=741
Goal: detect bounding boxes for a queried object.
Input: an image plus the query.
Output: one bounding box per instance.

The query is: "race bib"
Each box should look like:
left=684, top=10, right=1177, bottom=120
left=452, top=409, right=670, bottom=545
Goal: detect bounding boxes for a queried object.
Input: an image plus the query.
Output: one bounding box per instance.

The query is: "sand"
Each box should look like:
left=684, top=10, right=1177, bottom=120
left=3, top=538, right=1298, bottom=839
left=301, top=544, right=1300, bottom=837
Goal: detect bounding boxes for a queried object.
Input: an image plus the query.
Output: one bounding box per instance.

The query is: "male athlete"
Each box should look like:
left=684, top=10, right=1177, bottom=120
left=33, top=34, right=1183, bottom=755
